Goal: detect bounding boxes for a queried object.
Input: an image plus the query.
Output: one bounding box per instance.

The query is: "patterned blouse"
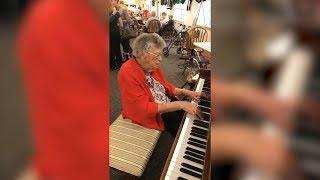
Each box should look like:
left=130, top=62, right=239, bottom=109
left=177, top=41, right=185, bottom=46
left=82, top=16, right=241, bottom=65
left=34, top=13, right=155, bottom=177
left=145, top=72, right=171, bottom=103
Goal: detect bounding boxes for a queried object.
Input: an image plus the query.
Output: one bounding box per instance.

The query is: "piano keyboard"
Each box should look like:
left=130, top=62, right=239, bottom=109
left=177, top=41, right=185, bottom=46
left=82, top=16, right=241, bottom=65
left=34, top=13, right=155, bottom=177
left=164, top=78, right=211, bottom=180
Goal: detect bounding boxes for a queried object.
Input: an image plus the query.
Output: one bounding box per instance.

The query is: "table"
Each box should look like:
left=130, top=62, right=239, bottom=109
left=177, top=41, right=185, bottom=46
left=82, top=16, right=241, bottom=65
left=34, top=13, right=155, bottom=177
left=193, top=42, right=211, bottom=52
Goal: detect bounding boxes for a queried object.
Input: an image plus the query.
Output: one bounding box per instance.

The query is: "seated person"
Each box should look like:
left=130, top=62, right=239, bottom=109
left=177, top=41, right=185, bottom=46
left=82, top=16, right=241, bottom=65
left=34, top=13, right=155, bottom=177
left=145, top=11, right=159, bottom=29
left=160, top=12, right=168, bottom=25
left=159, top=15, right=174, bottom=36
left=118, top=33, right=203, bottom=137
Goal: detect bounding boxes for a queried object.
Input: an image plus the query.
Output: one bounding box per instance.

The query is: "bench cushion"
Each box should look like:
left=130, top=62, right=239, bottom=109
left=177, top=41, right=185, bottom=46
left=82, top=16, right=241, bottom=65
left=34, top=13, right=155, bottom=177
left=109, top=115, right=161, bottom=177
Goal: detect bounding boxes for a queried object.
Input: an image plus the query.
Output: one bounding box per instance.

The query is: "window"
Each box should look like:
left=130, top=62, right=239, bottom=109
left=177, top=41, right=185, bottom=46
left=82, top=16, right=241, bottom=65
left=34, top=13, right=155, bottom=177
left=173, top=1, right=187, bottom=21
left=160, top=5, right=168, bottom=13
left=195, top=0, right=211, bottom=27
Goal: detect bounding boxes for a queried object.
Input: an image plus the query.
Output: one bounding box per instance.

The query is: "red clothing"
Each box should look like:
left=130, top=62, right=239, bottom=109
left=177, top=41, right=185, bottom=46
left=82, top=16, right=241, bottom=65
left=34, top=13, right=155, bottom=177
left=118, top=59, right=176, bottom=131
left=18, top=0, right=108, bottom=179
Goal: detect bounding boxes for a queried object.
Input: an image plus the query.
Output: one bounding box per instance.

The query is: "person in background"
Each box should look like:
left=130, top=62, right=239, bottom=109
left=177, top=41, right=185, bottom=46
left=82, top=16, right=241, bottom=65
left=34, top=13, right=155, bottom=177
left=141, top=9, right=150, bottom=21
left=159, top=14, right=174, bottom=36
left=119, top=8, right=133, bottom=59
left=159, top=12, right=168, bottom=25
left=109, top=0, right=123, bottom=70
left=118, top=33, right=206, bottom=137
left=145, top=11, right=158, bottom=28
left=17, top=0, right=107, bottom=179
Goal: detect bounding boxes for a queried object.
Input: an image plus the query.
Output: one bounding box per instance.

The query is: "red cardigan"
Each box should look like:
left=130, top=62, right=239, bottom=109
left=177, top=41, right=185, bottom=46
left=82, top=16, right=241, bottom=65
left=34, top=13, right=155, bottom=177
left=118, top=59, right=176, bottom=130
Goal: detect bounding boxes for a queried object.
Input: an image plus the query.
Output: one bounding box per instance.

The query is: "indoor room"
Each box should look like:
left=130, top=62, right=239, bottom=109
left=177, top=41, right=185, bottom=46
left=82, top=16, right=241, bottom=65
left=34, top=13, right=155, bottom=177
left=109, top=0, right=212, bottom=179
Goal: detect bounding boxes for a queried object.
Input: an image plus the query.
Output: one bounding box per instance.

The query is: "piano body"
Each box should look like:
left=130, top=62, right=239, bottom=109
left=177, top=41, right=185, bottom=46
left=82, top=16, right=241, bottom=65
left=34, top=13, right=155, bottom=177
left=161, top=70, right=212, bottom=180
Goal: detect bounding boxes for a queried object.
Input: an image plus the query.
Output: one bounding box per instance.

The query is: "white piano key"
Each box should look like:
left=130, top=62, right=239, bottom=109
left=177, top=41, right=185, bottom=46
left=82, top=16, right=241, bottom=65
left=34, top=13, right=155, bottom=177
left=195, top=78, right=205, bottom=93
left=175, top=142, right=206, bottom=158
left=170, top=117, right=191, bottom=162
left=170, top=157, right=204, bottom=170
left=165, top=172, right=200, bottom=180
left=165, top=166, right=201, bottom=180
left=170, top=149, right=205, bottom=166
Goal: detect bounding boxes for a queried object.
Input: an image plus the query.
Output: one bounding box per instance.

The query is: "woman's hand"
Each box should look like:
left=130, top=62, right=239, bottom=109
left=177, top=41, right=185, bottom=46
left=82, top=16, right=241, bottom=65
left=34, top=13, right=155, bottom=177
left=178, top=101, right=198, bottom=115
left=182, top=89, right=201, bottom=101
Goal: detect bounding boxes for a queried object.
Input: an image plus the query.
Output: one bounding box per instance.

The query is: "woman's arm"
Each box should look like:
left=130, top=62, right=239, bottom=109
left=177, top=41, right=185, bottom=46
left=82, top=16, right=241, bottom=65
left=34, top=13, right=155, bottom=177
left=158, top=101, right=198, bottom=115
left=173, top=88, right=201, bottom=100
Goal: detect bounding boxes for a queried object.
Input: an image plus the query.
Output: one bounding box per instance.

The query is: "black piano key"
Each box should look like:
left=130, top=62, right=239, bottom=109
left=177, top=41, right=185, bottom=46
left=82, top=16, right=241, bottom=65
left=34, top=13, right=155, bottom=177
left=199, top=99, right=210, bottom=108
left=192, top=127, right=208, bottom=135
left=185, top=150, right=205, bottom=160
left=194, top=119, right=209, bottom=127
left=200, top=97, right=210, bottom=101
left=177, top=177, right=188, bottom=180
left=199, top=104, right=210, bottom=109
left=199, top=106, right=210, bottom=114
left=201, top=88, right=210, bottom=93
left=191, top=129, right=207, bottom=137
left=203, top=81, right=210, bottom=88
left=180, top=167, right=202, bottom=178
left=188, top=141, right=206, bottom=149
left=190, top=132, right=207, bottom=140
left=184, top=155, right=204, bottom=165
left=186, top=147, right=205, bottom=156
left=202, top=87, right=210, bottom=92
left=193, top=124, right=208, bottom=131
left=192, top=126, right=208, bottom=133
left=181, top=162, right=203, bottom=173
left=203, top=81, right=210, bottom=86
left=202, top=113, right=211, bottom=121
left=193, top=121, right=209, bottom=129
left=189, top=137, right=207, bottom=145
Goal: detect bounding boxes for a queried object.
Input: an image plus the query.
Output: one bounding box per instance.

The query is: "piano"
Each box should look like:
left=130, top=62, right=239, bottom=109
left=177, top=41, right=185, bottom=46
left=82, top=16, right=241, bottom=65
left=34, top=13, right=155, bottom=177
left=161, top=72, right=212, bottom=180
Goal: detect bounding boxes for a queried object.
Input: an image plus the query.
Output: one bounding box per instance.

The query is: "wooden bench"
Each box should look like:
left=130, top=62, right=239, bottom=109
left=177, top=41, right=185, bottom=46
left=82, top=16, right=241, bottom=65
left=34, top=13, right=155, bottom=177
left=109, top=115, right=161, bottom=177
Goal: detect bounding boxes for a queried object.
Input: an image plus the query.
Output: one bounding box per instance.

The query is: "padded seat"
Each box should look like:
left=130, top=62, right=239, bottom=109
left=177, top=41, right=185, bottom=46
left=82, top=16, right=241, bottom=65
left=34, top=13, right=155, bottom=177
left=109, top=115, right=161, bottom=177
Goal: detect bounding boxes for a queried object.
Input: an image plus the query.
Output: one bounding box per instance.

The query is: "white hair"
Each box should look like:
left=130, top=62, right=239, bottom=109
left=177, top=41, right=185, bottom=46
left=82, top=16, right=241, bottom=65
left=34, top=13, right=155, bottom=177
left=132, top=33, right=166, bottom=58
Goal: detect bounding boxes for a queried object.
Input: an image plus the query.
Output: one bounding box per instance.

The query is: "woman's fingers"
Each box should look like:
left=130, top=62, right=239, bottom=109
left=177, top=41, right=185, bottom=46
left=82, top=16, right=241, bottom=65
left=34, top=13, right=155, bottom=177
left=182, top=102, right=198, bottom=115
left=196, top=108, right=204, bottom=119
left=189, top=91, right=201, bottom=101
left=190, top=103, right=198, bottom=115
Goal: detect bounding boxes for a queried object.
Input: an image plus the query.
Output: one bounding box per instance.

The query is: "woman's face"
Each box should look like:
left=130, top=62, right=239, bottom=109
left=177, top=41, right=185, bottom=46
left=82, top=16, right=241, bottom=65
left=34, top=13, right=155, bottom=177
left=139, top=46, right=163, bottom=72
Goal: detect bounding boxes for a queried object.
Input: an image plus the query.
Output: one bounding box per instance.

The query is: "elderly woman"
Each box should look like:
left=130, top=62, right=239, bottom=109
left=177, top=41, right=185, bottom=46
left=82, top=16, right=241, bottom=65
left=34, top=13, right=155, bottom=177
left=118, top=33, right=202, bottom=137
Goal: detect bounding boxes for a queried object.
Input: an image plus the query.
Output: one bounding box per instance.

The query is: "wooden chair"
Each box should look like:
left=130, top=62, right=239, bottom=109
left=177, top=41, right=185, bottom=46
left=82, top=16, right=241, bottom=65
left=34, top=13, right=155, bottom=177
left=179, top=26, right=208, bottom=74
left=184, top=26, right=208, bottom=52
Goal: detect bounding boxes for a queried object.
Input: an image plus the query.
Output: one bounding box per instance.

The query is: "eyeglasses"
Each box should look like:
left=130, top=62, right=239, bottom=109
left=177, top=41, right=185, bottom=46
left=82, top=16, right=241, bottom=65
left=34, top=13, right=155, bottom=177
left=146, top=51, right=162, bottom=60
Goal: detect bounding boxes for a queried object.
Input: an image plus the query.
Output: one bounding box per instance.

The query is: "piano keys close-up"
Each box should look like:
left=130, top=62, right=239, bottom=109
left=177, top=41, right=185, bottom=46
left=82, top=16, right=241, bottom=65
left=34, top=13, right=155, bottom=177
left=212, top=0, right=320, bottom=180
